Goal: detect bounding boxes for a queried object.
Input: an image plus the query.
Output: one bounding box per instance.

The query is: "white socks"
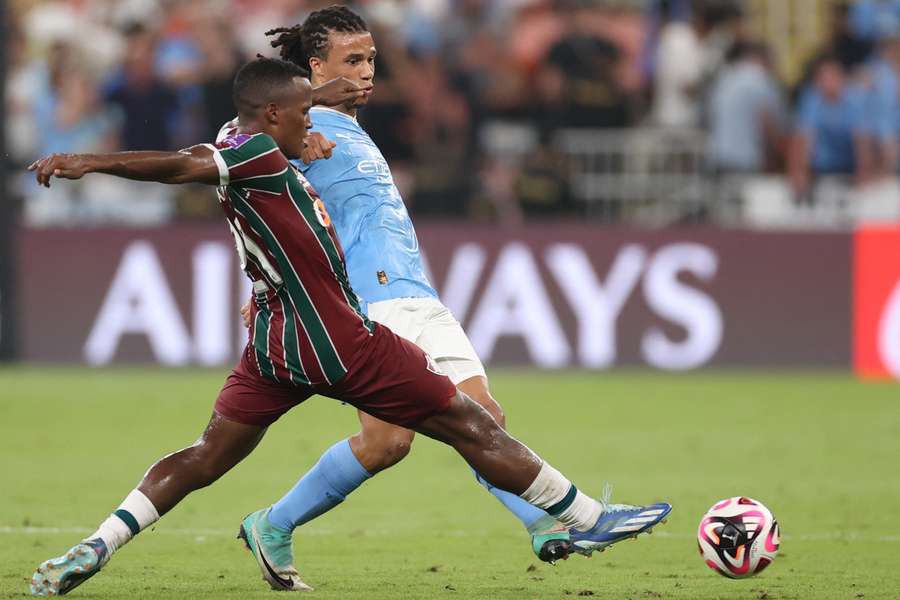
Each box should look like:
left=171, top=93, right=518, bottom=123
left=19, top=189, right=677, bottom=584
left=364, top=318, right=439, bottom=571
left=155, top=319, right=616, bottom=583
left=87, top=489, right=160, bottom=553
left=519, top=462, right=603, bottom=531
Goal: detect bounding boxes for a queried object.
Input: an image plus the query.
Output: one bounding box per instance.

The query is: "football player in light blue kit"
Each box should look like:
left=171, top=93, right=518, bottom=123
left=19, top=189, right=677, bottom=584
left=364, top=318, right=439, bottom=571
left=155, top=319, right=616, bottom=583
left=237, top=6, right=671, bottom=591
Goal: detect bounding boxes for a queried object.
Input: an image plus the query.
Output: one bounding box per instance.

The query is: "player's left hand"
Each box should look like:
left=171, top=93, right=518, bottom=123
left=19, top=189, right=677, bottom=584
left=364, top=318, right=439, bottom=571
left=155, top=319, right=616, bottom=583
left=301, top=132, right=337, bottom=165
left=28, top=153, right=91, bottom=187
left=313, top=77, right=367, bottom=107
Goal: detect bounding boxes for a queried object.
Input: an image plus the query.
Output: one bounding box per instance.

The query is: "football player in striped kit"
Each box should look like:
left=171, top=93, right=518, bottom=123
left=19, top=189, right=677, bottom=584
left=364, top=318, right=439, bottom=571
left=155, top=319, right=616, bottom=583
left=235, top=5, right=673, bottom=589
left=26, top=57, right=670, bottom=596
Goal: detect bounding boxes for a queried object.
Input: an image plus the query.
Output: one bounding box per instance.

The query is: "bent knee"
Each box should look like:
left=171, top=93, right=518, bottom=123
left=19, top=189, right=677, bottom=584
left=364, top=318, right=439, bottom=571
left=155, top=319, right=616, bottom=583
left=355, top=429, right=415, bottom=473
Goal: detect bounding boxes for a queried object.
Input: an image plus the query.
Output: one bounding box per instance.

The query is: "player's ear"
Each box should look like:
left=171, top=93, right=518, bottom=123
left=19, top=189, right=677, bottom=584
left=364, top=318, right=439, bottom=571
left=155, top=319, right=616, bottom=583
left=264, top=102, right=279, bottom=125
left=309, top=57, right=325, bottom=82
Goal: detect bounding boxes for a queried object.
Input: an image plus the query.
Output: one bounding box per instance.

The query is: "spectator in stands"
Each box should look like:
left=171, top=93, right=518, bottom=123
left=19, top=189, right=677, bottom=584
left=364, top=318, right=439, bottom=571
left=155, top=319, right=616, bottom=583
left=193, top=13, right=247, bottom=142
left=788, top=55, right=872, bottom=195
left=829, top=2, right=877, bottom=70
left=32, top=42, right=118, bottom=157
left=539, top=0, right=634, bottom=130
left=7, top=19, right=40, bottom=165
left=514, top=144, right=574, bottom=217
left=850, top=0, right=900, bottom=44
left=707, top=41, right=785, bottom=173
left=652, top=1, right=705, bottom=128
left=653, top=0, right=744, bottom=129
left=864, top=27, right=900, bottom=175
left=103, top=24, right=178, bottom=151
left=154, top=3, right=207, bottom=148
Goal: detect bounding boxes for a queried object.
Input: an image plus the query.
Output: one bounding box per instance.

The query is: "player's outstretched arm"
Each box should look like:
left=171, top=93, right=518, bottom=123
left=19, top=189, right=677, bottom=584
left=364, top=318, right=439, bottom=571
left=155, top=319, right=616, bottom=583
left=28, top=146, right=221, bottom=188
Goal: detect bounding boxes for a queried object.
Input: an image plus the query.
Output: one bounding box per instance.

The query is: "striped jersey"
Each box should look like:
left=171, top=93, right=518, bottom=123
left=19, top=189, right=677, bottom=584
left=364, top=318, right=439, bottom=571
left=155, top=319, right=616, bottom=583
left=210, top=128, right=375, bottom=386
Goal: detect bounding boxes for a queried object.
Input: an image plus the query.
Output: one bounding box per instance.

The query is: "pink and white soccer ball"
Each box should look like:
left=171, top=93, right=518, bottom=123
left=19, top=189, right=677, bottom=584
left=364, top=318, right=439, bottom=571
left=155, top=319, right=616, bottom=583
left=697, top=496, right=780, bottom=578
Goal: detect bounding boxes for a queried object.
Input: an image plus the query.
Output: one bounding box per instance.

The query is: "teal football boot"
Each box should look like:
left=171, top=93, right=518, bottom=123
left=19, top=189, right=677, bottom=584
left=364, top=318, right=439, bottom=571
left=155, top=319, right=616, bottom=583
left=528, top=515, right=573, bottom=563
left=30, top=538, right=109, bottom=596
left=238, top=508, right=313, bottom=592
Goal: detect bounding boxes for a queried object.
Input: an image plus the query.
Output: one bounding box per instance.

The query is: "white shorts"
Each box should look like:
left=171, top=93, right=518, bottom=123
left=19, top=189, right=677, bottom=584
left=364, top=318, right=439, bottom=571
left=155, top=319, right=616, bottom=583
left=367, top=297, right=486, bottom=386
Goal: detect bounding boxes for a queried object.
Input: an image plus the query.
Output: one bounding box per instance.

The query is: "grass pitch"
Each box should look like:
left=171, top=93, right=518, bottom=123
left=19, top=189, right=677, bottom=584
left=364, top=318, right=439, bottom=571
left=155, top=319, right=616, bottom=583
left=1, top=368, right=898, bottom=599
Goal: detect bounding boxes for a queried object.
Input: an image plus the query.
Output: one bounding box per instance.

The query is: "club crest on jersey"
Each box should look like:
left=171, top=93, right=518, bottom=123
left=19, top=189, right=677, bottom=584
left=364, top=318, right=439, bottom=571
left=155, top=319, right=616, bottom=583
left=313, top=198, right=331, bottom=227
left=294, top=170, right=332, bottom=227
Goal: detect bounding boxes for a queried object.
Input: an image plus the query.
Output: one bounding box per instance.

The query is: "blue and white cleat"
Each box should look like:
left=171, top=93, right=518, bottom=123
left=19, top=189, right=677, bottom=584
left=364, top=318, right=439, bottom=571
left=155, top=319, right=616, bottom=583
left=238, top=508, right=313, bottom=592
left=570, top=488, right=672, bottom=556
left=30, top=538, right=109, bottom=596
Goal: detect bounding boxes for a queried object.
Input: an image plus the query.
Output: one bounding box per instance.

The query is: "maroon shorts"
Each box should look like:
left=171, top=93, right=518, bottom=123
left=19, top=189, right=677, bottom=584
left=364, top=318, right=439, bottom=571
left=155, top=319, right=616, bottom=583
left=214, top=322, right=456, bottom=428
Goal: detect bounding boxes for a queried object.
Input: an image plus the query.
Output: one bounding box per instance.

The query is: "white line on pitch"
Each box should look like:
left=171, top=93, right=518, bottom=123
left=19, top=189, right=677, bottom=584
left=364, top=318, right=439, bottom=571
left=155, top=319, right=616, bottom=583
left=1, top=526, right=898, bottom=543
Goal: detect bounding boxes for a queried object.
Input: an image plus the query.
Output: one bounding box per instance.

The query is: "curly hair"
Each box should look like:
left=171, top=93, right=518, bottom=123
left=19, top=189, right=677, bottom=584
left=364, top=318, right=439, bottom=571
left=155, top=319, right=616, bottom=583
left=266, top=5, right=368, bottom=77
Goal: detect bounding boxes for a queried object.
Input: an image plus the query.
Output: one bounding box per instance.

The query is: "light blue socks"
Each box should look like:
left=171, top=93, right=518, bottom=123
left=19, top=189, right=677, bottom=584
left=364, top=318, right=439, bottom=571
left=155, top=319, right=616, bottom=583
left=268, top=439, right=371, bottom=531
left=266, top=438, right=551, bottom=535
left=474, top=471, right=550, bottom=532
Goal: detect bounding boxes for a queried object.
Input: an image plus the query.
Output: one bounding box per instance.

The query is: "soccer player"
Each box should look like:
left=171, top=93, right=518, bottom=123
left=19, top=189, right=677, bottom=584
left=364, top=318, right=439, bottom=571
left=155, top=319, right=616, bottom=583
left=27, top=58, right=671, bottom=596
left=231, top=5, right=668, bottom=591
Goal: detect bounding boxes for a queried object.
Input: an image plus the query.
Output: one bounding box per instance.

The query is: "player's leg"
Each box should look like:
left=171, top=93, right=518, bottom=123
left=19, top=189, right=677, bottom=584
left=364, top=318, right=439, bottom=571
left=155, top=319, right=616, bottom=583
left=266, top=411, right=414, bottom=532
left=243, top=413, right=414, bottom=592
left=339, top=326, right=671, bottom=559
left=31, top=356, right=306, bottom=597
left=455, top=374, right=570, bottom=561
left=419, top=302, right=571, bottom=561
left=413, top=390, right=671, bottom=556
left=31, top=413, right=267, bottom=597
left=261, top=299, right=428, bottom=532
left=349, top=411, right=416, bottom=472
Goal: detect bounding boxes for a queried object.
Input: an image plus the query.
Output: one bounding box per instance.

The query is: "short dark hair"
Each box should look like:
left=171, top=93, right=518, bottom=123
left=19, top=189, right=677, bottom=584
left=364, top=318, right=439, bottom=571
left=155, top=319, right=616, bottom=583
left=232, top=57, right=308, bottom=116
left=266, top=5, right=368, bottom=76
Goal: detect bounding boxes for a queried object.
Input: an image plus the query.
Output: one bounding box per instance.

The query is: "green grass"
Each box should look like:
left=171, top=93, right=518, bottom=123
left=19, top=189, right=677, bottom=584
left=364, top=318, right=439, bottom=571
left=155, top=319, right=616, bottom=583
left=1, top=368, right=899, bottom=599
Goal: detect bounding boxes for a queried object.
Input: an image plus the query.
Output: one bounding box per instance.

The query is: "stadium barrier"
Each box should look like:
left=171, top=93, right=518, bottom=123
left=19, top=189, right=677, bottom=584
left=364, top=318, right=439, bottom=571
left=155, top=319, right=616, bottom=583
left=552, top=128, right=900, bottom=227
left=24, top=223, right=900, bottom=375
left=17, top=129, right=900, bottom=230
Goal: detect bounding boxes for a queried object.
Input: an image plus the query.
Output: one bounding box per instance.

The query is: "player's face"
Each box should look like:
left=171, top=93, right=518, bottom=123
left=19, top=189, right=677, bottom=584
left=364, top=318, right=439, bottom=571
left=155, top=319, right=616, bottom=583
left=314, top=31, right=376, bottom=108
left=273, top=77, right=313, bottom=159
left=815, top=61, right=845, bottom=100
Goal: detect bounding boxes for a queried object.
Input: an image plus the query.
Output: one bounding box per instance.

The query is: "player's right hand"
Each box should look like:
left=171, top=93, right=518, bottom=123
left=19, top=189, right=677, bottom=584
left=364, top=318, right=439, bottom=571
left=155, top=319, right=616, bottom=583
left=301, top=132, right=337, bottom=165
left=240, top=300, right=252, bottom=329
left=313, top=76, right=367, bottom=107
left=28, top=153, right=91, bottom=187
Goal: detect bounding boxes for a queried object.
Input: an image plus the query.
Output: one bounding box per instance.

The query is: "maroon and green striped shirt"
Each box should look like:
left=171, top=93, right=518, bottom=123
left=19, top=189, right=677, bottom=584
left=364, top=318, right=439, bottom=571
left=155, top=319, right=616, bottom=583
left=210, top=129, right=374, bottom=386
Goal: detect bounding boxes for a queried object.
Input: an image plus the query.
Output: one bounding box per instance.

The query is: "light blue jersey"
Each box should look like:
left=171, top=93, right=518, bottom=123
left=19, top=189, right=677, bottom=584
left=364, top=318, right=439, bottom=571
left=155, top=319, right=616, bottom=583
left=294, top=106, right=437, bottom=314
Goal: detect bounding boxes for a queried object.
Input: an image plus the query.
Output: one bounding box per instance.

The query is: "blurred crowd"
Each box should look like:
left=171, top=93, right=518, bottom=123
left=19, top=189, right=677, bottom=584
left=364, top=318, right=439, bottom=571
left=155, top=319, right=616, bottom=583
left=5, top=0, right=900, bottom=224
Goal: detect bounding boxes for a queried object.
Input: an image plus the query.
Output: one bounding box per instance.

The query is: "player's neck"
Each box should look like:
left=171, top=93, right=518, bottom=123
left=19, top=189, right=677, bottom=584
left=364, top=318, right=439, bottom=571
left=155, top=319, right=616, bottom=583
left=234, top=116, right=264, bottom=136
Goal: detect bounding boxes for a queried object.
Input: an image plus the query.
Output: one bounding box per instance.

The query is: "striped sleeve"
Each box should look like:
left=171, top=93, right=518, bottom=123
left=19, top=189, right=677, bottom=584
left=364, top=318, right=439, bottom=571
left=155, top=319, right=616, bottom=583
left=213, top=133, right=290, bottom=188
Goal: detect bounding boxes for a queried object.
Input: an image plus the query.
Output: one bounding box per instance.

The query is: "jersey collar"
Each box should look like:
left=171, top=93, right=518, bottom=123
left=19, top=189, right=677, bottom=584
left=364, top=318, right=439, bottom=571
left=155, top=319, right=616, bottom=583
left=310, top=105, right=358, bottom=124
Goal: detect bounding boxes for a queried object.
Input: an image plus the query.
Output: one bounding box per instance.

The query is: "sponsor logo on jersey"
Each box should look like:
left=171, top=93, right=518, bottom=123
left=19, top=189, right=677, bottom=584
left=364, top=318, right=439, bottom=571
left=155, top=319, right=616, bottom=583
left=357, top=158, right=391, bottom=179
left=220, top=132, right=253, bottom=149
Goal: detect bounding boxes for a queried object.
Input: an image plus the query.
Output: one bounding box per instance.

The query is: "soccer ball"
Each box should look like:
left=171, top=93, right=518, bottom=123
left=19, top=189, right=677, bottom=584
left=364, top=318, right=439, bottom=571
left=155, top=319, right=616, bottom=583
left=697, top=496, right=780, bottom=578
